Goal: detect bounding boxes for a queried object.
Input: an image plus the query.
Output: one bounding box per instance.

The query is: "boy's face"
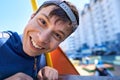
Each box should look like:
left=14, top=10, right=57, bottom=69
left=22, top=5, right=72, bottom=56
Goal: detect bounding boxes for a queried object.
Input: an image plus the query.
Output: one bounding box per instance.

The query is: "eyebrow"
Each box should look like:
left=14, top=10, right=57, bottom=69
left=41, top=13, right=50, bottom=22
left=54, top=18, right=67, bottom=38
left=41, top=13, right=66, bottom=38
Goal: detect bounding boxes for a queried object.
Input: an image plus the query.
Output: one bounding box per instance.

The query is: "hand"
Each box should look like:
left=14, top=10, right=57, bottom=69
left=4, top=72, right=33, bottom=80
left=37, top=66, right=58, bottom=80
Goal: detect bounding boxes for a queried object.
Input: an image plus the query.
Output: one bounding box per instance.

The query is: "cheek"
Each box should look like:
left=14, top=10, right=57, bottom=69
left=22, top=25, right=32, bottom=52
left=50, top=41, right=60, bottom=51
left=25, top=19, right=37, bottom=30
left=23, top=27, right=29, bottom=43
left=22, top=32, right=29, bottom=52
left=23, top=23, right=37, bottom=37
left=22, top=38, right=28, bottom=54
left=23, top=24, right=31, bottom=36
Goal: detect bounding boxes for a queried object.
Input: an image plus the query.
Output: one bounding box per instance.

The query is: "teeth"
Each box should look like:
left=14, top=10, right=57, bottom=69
left=31, top=39, right=42, bottom=49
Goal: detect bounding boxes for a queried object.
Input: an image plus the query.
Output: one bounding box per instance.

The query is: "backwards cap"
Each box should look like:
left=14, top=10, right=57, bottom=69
left=41, top=0, right=78, bottom=31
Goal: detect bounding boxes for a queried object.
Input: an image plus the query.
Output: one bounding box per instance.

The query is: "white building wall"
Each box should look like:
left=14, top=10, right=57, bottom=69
left=60, top=0, right=120, bottom=55
left=81, top=4, right=95, bottom=48
left=90, top=0, right=105, bottom=46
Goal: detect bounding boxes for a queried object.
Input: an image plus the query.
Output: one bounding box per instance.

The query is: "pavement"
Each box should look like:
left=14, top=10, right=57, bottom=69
left=111, top=65, right=120, bottom=76
left=70, top=55, right=120, bottom=76
left=74, top=64, right=120, bottom=76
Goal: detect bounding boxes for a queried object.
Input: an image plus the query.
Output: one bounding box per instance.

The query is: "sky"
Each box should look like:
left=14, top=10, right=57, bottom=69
left=0, top=0, right=89, bottom=34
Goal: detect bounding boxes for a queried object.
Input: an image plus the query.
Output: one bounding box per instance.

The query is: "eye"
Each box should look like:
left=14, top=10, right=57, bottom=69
left=53, top=33, right=62, bottom=41
left=38, top=18, right=46, bottom=25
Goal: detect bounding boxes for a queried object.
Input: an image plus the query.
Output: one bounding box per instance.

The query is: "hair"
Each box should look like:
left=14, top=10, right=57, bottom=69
left=35, top=1, right=79, bottom=32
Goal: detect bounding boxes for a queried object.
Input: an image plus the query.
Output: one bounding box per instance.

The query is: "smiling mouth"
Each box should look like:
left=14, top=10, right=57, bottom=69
left=30, top=37, right=45, bottom=50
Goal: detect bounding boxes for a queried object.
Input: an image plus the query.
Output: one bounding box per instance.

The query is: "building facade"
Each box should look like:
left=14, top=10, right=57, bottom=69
left=60, top=0, right=120, bottom=56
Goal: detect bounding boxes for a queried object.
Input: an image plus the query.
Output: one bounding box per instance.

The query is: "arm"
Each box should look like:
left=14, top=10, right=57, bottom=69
left=4, top=72, right=33, bottom=80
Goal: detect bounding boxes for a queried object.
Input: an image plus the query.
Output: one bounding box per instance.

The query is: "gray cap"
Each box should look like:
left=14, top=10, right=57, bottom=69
left=41, top=0, right=78, bottom=31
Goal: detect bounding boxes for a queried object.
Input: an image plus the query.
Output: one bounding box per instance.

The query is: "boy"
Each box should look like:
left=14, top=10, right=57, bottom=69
left=0, top=0, right=79, bottom=80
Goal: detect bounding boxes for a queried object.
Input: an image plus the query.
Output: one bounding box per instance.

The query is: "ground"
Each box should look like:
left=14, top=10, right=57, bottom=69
left=70, top=59, right=120, bottom=76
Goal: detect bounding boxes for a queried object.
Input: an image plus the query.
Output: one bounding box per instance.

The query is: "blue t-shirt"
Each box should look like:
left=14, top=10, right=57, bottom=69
left=0, top=31, right=46, bottom=79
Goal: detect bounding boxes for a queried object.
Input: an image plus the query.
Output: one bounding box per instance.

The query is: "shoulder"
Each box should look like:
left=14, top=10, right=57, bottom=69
left=0, top=31, right=11, bottom=39
left=0, top=31, right=21, bottom=40
left=0, top=31, right=12, bottom=47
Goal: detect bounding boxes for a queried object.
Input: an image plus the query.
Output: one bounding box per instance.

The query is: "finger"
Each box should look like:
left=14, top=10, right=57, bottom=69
left=37, top=70, right=43, bottom=80
left=42, top=68, right=49, bottom=80
left=48, top=70, right=58, bottom=80
left=52, top=70, right=58, bottom=80
left=49, top=71, right=55, bottom=80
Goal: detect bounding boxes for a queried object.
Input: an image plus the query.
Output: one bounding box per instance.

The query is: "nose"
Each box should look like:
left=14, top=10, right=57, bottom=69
left=37, top=30, right=50, bottom=44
